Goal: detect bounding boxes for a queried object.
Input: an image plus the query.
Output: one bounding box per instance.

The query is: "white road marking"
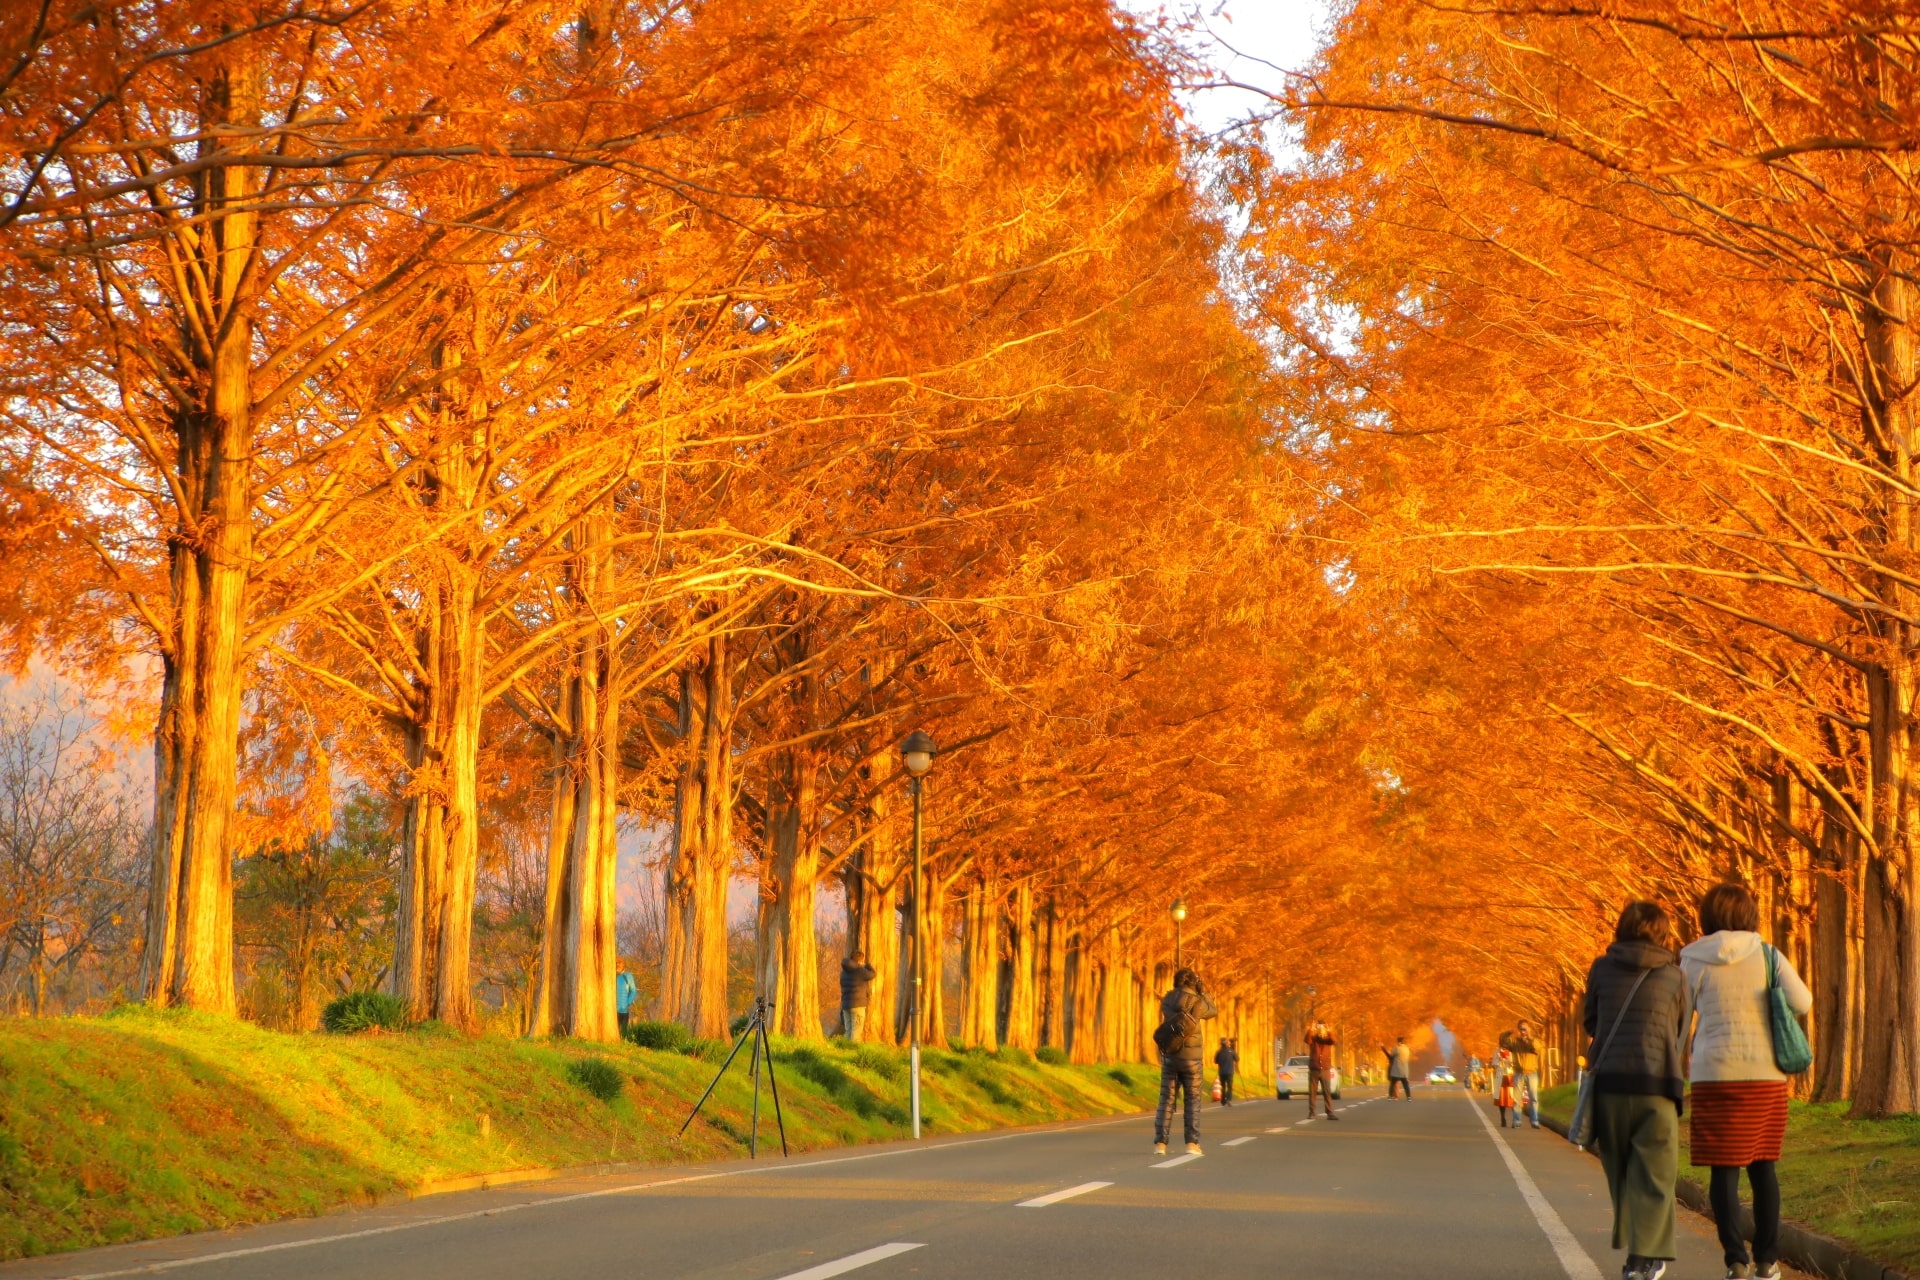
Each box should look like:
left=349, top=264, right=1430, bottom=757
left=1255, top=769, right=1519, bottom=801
left=1466, top=1094, right=1602, bottom=1280
left=1265, top=1126, right=1290, bottom=1133
left=1017, top=1180, right=1113, bottom=1207
left=771, top=1243, right=925, bottom=1280
left=41, top=1112, right=1150, bottom=1280
left=1152, top=1153, right=1202, bottom=1167
left=1221, top=1136, right=1256, bottom=1147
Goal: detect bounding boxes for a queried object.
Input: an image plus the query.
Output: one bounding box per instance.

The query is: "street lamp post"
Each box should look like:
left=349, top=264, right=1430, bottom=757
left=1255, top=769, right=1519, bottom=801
left=901, top=729, right=936, bottom=1140
left=1170, top=897, right=1188, bottom=969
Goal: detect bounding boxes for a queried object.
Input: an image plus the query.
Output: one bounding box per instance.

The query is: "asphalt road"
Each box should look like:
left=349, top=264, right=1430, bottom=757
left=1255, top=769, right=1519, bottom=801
left=5, top=1085, right=1806, bottom=1280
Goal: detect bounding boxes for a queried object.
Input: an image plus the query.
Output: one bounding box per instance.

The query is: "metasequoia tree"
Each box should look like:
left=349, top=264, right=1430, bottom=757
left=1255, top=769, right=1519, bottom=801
left=1227, top=0, right=1920, bottom=1111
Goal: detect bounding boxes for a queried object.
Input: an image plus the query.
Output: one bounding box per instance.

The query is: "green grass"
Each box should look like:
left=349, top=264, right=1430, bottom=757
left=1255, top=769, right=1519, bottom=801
left=1539, top=1084, right=1920, bottom=1272
left=0, top=1008, right=1159, bottom=1261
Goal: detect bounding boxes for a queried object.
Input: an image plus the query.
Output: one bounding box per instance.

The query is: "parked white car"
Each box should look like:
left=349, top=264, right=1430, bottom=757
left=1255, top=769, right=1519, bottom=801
left=1274, top=1054, right=1341, bottom=1100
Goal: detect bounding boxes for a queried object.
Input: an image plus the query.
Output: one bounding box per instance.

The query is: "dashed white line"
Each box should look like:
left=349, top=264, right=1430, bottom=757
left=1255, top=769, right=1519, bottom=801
left=1221, top=1136, right=1256, bottom=1147
left=1151, top=1153, right=1202, bottom=1168
left=771, top=1243, right=925, bottom=1280
left=1017, top=1181, right=1112, bottom=1208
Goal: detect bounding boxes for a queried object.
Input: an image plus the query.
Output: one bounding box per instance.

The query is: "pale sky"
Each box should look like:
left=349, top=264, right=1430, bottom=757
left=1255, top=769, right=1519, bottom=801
left=1121, top=0, right=1337, bottom=137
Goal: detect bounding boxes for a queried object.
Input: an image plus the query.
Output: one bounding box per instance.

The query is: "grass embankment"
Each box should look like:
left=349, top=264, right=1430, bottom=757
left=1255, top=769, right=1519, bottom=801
left=1539, top=1083, right=1920, bottom=1271
left=0, top=1007, right=1165, bottom=1261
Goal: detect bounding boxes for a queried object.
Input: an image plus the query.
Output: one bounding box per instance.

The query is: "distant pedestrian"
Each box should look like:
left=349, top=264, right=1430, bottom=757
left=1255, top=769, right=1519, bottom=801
left=1502, top=1019, right=1544, bottom=1128
left=1680, top=883, right=1812, bottom=1280
left=1304, top=1021, right=1340, bottom=1120
left=1495, top=1049, right=1517, bottom=1127
left=616, top=971, right=638, bottom=1035
left=1584, top=900, right=1691, bottom=1280
left=839, top=950, right=876, bottom=1039
left=1382, top=1035, right=1413, bottom=1099
left=1152, top=967, right=1217, bottom=1155
left=1214, top=1038, right=1239, bottom=1106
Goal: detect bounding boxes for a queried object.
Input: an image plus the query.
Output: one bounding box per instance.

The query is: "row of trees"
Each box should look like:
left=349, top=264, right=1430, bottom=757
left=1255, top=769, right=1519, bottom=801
left=1247, top=0, right=1920, bottom=1115
left=0, top=0, right=1320, bottom=1070
left=18, top=0, right=1915, bottom=1115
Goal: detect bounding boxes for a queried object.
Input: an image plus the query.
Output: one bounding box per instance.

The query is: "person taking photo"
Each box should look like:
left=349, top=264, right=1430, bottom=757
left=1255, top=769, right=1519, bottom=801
left=1152, top=967, right=1217, bottom=1155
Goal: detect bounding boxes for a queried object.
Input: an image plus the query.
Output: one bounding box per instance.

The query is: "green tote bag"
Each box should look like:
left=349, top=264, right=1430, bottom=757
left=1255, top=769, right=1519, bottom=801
left=1766, top=944, right=1813, bottom=1075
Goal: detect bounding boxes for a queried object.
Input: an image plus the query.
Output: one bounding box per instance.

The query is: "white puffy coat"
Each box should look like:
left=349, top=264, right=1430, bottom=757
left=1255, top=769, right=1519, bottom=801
left=1678, top=930, right=1813, bottom=1083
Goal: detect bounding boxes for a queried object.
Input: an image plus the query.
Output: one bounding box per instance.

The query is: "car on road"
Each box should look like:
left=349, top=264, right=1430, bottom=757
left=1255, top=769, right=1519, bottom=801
left=1427, top=1065, right=1457, bottom=1085
left=1274, top=1054, right=1341, bottom=1100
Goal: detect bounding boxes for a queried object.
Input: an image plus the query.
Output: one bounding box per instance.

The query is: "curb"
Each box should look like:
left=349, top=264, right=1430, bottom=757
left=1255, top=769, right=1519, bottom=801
left=1534, top=1109, right=1913, bottom=1280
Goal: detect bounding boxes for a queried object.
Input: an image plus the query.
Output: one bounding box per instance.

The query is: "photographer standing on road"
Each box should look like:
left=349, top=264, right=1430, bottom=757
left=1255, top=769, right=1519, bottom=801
left=1305, top=1021, right=1341, bottom=1121
left=1501, top=1020, right=1545, bottom=1129
left=1152, top=967, right=1217, bottom=1156
left=1214, top=1038, right=1239, bottom=1106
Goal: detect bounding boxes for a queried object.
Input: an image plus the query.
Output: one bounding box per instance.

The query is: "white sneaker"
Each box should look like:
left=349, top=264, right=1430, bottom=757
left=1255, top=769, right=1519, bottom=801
left=1153, top=1142, right=1166, bottom=1155
left=1185, top=1142, right=1202, bottom=1155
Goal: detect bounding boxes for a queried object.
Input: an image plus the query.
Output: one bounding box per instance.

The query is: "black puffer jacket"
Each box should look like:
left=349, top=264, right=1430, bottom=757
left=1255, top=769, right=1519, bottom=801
left=1158, top=986, right=1218, bottom=1062
left=1581, top=939, right=1692, bottom=1109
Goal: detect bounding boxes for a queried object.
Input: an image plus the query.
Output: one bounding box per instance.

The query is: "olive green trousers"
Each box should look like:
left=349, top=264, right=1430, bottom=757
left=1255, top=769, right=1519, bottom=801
left=1591, top=1092, right=1679, bottom=1260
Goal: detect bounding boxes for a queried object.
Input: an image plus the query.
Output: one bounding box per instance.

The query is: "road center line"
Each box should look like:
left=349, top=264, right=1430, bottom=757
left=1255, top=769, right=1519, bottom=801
left=1151, top=1153, right=1201, bottom=1168
left=771, top=1243, right=925, bottom=1280
left=1016, top=1181, right=1112, bottom=1207
left=1465, top=1094, right=1602, bottom=1280
left=1221, top=1136, right=1256, bottom=1147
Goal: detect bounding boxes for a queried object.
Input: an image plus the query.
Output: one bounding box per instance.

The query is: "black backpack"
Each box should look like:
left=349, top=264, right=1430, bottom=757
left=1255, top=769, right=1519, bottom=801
left=1153, top=995, right=1198, bottom=1055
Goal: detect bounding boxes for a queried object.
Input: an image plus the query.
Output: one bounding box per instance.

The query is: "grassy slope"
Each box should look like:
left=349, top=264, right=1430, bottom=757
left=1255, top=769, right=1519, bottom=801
left=0, top=1008, right=1175, bottom=1260
left=1539, top=1084, right=1920, bottom=1271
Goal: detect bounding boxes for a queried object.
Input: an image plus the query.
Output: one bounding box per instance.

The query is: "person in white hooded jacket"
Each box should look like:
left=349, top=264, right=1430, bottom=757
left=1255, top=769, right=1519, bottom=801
left=1679, top=884, right=1813, bottom=1280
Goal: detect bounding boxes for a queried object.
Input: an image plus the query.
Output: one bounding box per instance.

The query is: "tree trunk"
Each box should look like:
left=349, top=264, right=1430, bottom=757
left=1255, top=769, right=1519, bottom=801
left=1855, top=255, right=1920, bottom=1118
left=1002, top=883, right=1036, bottom=1050
left=1811, top=816, right=1856, bottom=1102
left=845, top=838, right=902, bottom=1044
left=760, top=745, right=823, bottom=1038
left=531, top=722, right=575, bottom=1036
left=141, top=58, right=263, bottom=1014
left=532, top=520, right=623, bottom=1041
left=917, top=873, right=949, bottom=1047
left=661, top=635, right=734, bottom=1038
left=958, top=876, right=1000, bottom=1050
left=1040, top=896, right=1067, bottom=1049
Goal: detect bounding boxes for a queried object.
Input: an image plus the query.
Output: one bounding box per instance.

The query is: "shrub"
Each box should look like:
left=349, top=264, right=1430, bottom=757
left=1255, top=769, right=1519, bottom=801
left=1035, top=1046, right=1068, bottom=1066
left=321, top=991, right=408, bottom=1034
left=625, top=1019, right=694, bottom=1053
left=993, top=1045, right=1034, bottom=1067
left=852, top=1045, right=906, bottom=1082
left=779, top=1045, right=900, bottom=1123
left=566, top=1056, right=625, bottom=1103
left=1108, top=1067, right=1134, bottom=1088
left=729, top=1012, right=752, bottom=1037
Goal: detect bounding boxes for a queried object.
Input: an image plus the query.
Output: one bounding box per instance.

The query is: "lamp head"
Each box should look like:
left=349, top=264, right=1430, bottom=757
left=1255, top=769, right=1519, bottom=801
left=901, top=729, right=937, bottom=777
left=1170, top=897, right=1188, bottom=923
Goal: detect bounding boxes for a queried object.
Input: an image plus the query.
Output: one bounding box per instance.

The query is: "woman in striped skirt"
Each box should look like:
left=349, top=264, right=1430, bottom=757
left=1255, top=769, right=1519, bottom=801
left=1679, top=884, right=1813, bottom=1280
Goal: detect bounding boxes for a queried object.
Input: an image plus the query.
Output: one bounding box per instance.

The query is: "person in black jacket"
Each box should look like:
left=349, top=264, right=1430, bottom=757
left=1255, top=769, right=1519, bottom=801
left=838, top=951, right=876, bottom=1040
left=1213, top=1038, right=1239, bottom=1106
left=1153, top=967, right=1217, bottom=1156
left=1583, top=901, right=1692, bottom=1280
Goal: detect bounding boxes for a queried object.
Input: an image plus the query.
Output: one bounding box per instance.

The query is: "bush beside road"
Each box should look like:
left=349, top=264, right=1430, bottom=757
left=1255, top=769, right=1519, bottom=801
left=0, top=1007, right=1163, bottom=1260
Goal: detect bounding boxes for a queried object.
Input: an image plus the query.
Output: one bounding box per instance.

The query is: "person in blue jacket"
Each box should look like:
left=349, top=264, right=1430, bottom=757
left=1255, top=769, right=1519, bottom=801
left=616, top=971, right=639, bottom=1035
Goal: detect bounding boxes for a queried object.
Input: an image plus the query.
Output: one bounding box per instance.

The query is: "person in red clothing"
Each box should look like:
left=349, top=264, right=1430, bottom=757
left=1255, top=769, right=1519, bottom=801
left=1305, top=1021, right=1340, bottom=1120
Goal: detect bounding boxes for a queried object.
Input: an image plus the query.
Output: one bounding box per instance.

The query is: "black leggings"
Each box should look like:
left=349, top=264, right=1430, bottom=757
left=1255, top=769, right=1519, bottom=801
left=1709, top=1161, right=1780, bottom=1268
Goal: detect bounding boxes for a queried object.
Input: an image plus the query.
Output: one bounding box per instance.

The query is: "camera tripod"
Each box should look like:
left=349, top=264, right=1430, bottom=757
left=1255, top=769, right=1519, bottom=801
left=679, top=994, right=788, bottom=1158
